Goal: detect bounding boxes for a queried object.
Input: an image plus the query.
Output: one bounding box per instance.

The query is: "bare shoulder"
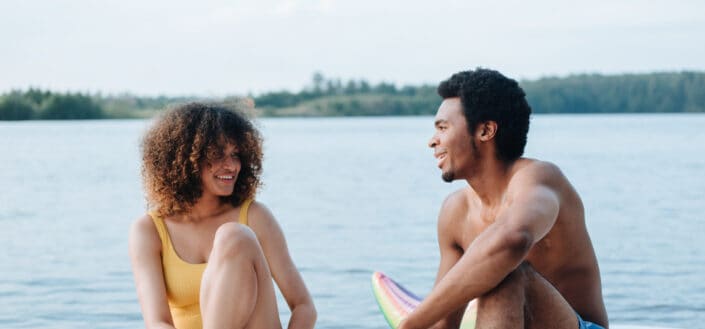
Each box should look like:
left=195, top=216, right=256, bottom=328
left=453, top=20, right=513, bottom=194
left=511, top=158, right=567, bottom=186
left=441, top=187, right=471, bottom=213
left=509, top=159, right=581, bottom=209
left=129, top=214, right=161, bottom=253
left=247, top=201, right=276, bottom=223
left=130, top=214, right=158, bottom=238
left=438, top=188, right=471, bottom=228
left=246, top=201, right=283, bottom=235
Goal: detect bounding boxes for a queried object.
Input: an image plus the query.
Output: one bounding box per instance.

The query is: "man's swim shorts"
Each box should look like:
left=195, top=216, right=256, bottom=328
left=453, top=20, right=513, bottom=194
left=577, top=312, right=605, bottom=329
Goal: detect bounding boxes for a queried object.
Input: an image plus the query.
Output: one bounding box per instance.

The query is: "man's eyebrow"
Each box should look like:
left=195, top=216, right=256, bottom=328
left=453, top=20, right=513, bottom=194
left=434, top=119, right=447, bottom=127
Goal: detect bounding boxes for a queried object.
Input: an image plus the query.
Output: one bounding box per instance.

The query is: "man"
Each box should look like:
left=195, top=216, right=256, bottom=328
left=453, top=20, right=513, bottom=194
left=398, top=69, right=608, bottom=329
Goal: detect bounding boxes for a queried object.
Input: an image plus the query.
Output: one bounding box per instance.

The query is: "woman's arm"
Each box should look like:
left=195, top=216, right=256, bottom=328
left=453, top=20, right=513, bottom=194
left=129, top=215, right=177, bottom=329
left=248, top=202, right=317, bottom=329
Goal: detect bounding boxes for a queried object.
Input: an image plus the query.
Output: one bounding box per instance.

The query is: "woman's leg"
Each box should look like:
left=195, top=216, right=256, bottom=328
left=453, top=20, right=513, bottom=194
left=200, top=222, right=281, bottom=329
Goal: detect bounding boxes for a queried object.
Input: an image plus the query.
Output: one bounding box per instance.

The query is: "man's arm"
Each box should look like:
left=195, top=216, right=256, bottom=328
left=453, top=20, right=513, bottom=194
left=400, top=171, right=561, bottom=329
left=429, top=193, right=469, bottom=329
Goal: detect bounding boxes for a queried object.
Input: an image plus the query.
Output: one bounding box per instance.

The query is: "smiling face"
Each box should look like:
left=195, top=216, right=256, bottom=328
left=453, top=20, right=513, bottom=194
left=200, top=141, right=241, bottom=198
left=428, top=98, right=477, bottom=182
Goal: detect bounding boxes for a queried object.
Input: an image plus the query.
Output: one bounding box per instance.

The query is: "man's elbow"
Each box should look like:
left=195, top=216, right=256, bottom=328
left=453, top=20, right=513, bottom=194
left=502, top=229, right=534, bottom=257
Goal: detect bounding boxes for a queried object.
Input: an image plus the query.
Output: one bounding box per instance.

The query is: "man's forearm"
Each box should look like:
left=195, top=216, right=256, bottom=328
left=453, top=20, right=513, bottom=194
left=401, top=227, right=531, bottom=329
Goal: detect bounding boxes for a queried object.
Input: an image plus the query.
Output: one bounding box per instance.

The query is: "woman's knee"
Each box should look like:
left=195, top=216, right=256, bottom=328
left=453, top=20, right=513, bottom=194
left=211, top=222, right=259, bottom=260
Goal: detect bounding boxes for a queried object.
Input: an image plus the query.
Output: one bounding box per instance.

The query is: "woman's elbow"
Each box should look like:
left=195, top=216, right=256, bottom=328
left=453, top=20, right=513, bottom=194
left=293, top=300, right=317, bottom=321
left=305, top=302, right=317, bottom=322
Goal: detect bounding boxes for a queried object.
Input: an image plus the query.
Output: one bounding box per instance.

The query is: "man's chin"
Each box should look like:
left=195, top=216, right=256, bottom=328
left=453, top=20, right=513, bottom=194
left=441, top=171, right=454, bottom=183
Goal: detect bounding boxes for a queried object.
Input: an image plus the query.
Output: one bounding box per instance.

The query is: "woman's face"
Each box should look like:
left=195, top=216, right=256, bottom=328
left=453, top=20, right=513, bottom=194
left=200, top=142, right=241, bottom=197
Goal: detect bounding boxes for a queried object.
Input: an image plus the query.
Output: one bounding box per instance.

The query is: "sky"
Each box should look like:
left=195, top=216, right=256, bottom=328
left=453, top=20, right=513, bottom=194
left=1, top=0, right=704, bottom=96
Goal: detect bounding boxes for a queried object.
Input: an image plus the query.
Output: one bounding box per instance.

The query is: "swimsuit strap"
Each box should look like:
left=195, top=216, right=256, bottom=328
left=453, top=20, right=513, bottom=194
left=238, top=199, right=253, bottom=226
left=148, top=211, right=170, bottom=250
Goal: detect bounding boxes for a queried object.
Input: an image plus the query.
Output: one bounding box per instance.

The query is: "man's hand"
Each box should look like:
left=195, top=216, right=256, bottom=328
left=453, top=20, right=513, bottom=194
left=397, top=317, right=410, bottom=329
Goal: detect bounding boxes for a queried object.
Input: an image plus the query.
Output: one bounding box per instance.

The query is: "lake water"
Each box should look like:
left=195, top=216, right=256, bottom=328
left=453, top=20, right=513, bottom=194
left=0, top=114, right=703, bottom=328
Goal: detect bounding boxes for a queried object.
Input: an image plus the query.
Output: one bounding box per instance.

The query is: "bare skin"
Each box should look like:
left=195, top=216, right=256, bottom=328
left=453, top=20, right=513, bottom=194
left=398, top=98, right=608, bottom=329
left=130, top=143, right=316, bottom=329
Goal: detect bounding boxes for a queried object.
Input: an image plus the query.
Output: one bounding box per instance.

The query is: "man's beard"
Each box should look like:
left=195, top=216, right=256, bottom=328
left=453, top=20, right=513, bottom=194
left=441, top=171, right=454, bottom=182
left=440, top=138, right=479, bottom=183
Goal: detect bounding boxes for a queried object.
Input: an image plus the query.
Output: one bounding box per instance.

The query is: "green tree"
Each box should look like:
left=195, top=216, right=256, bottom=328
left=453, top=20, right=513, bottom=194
left=0, top=94, right=36, bottom=120
left=41, top=93, right=104, bottom=119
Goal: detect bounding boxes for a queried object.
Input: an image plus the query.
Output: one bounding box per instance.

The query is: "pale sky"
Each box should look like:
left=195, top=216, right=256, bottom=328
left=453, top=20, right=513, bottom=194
left=2, top=0, right=704, bottom=96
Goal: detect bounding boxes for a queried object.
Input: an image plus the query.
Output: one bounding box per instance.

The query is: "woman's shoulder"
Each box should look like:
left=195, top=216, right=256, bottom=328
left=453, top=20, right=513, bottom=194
left=245, top=201, right=284, bottom=235
left=247, top=200, right=276, bottom=222
left=129, top=213, right=162, bottom=251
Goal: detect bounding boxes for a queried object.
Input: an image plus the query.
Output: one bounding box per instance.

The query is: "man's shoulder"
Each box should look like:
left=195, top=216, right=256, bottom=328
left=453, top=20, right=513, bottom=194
left=511, top=158, right=566, bottom=184
left=443, top=187, right=472, bottom=207
left=438, top=187, right=473, bottom=220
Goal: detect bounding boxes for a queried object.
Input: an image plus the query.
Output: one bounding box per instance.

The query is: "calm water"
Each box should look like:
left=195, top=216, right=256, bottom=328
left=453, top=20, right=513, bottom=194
left=1, top=114, right=703, bottom=328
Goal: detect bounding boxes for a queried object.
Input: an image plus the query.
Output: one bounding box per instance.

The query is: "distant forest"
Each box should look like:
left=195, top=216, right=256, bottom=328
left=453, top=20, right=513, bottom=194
left=2, top=71, right=704, bottom=120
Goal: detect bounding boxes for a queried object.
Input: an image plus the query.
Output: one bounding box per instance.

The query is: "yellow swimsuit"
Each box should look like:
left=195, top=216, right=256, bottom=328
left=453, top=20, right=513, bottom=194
left=149, top=199, right=253, bottom=329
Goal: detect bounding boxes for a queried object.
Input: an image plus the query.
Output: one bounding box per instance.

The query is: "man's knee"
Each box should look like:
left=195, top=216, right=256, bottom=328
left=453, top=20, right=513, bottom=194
left=211, top=222, right=259, bottom=260
left=503, top=262, right=535, bottom=285
left=481, top=262, right=535, bottom=300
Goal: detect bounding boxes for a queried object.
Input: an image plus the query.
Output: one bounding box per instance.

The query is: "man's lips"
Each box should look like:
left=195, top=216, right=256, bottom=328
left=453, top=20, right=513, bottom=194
left=434, top=151, right=447, bottom=167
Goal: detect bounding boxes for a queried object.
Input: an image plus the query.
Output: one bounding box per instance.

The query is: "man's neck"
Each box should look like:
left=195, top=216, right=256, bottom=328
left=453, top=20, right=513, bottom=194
left=465, top=158, right=514, bottom=208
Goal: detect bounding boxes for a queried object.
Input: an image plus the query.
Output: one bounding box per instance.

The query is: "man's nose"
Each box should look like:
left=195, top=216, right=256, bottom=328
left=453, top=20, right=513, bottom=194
left=428, top=134, right=438, bottom=148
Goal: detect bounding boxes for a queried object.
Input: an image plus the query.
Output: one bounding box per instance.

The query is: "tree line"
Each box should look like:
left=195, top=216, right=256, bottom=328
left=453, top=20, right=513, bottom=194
left=255, top=71, right=705, bottom=116
left=2, top=71, right=704, bottom=120
left=522, top=72, right=705, bottom=113
left=0, top=89, right=104, bottom=120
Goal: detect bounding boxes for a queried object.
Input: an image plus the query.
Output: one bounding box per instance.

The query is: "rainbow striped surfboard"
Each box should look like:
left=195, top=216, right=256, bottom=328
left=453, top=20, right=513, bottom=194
left=371, top=271, right=477, bottom=329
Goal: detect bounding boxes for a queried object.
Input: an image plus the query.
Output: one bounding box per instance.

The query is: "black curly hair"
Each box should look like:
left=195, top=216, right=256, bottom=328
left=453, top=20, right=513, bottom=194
left=437, top=68, right=531, bottom=162
left=141, top=102, right=263, bottom=218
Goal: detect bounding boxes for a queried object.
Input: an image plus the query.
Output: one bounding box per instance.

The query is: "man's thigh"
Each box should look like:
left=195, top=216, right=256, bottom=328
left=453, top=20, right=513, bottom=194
left=521, top=263, right=578, bottom=329
left=476, top=263, right=578, bottom=329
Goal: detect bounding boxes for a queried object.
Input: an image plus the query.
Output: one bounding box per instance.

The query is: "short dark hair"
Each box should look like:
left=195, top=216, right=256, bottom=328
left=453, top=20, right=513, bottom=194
left=141, top=102, right=263, bottom=218
left=437, top=68, right=531, bottom=162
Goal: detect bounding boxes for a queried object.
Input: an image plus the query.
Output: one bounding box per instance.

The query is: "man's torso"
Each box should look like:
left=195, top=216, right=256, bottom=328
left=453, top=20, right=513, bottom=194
left=447, top=159, right=608, bottom=325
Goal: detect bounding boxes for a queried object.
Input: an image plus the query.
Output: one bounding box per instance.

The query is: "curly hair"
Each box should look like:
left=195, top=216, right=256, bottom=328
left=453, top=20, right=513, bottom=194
left=437, top=68, right=532, bottom=162
left=141, top=102, right=263, bottom=218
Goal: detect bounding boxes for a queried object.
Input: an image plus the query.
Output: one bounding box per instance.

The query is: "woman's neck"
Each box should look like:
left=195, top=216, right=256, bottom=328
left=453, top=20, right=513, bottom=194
left=187, top=195, right=232, bottom=221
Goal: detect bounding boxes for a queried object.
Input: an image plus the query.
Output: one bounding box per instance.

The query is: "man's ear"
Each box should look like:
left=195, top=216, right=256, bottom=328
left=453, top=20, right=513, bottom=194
left=476, top=121, right=498, bottom=141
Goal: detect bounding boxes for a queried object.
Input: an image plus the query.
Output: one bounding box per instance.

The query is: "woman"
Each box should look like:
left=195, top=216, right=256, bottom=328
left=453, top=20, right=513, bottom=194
left=129, top=103, right=316, bottom=329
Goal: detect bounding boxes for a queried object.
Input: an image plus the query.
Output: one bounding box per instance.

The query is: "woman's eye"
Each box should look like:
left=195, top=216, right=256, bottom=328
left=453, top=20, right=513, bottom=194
left=209, top=151, right=224, bottom=160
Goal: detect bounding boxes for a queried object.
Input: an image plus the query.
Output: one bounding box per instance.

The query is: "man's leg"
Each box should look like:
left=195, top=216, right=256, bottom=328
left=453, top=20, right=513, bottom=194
left=200, top=223, right=281, bottom=329
left=475, top=262, right=578, bottom=329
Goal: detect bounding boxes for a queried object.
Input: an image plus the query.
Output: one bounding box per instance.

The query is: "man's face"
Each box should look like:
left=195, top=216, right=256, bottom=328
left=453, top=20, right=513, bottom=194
left=428, top=98, right=476, bottom=182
